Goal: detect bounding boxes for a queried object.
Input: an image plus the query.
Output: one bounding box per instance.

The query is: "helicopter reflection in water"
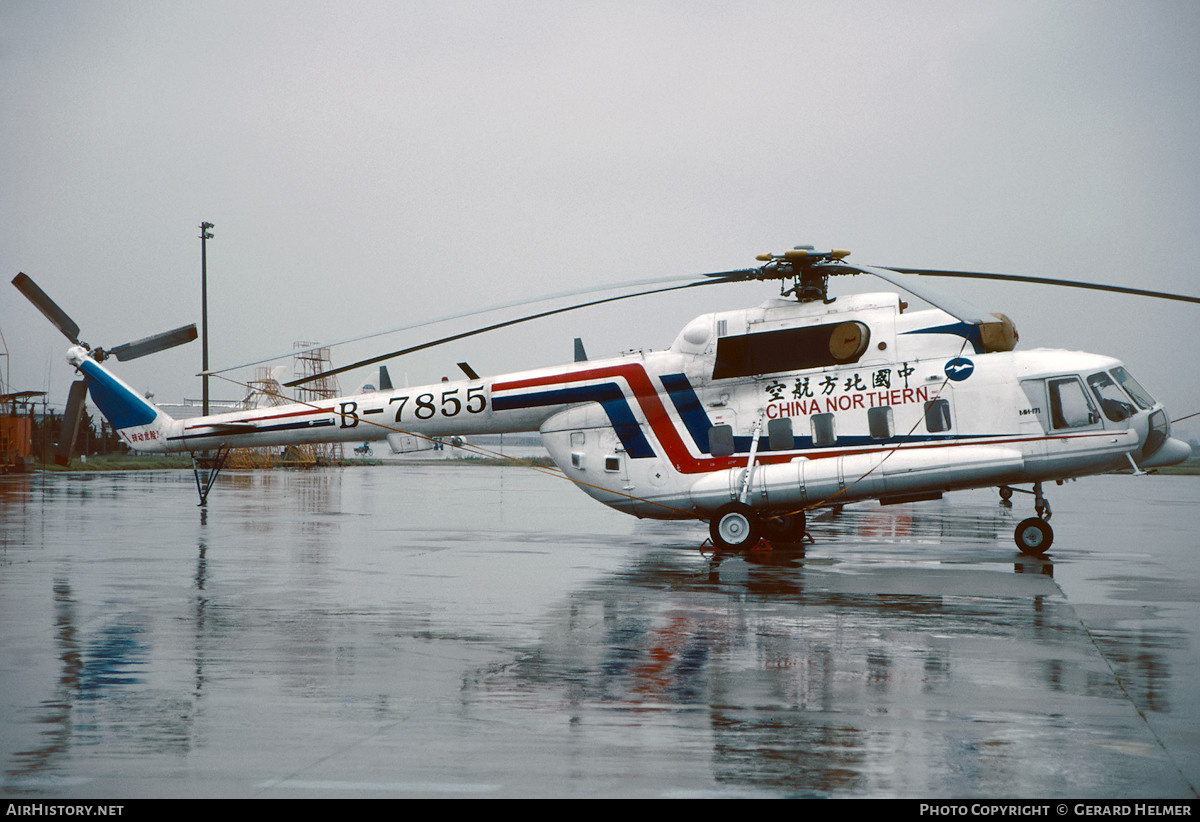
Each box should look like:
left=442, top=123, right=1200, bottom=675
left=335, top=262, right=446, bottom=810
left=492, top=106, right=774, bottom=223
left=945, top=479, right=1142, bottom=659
left=2, top=468, right=1193, bottom=796
left=464, top=530, right=1173, bottom=796
left=462, top=494, right=1192, bottom=794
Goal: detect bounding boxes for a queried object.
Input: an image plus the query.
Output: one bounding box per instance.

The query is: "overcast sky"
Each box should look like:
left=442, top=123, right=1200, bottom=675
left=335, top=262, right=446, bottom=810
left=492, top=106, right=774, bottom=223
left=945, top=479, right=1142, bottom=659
left=3, top=1, right=1199, bottom=436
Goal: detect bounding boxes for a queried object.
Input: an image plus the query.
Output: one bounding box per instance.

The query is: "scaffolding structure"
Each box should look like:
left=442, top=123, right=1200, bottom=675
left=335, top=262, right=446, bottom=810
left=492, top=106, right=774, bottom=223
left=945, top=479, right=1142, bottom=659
left=291, top=341, right=344, bottom=463
left=225, top=366, right=288, bottom=468
left=225, top=343, right=345, bottom=468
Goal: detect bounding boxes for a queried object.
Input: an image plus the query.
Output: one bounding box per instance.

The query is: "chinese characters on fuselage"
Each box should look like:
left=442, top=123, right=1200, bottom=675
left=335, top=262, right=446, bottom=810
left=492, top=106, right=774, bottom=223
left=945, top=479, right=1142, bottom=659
left=763, top=364, right=931, bottom=419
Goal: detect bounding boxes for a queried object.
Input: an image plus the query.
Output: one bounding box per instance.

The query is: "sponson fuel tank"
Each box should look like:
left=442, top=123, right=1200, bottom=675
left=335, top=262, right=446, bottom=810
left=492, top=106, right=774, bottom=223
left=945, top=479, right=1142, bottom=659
left=689, top=446, right=1027, bottom=513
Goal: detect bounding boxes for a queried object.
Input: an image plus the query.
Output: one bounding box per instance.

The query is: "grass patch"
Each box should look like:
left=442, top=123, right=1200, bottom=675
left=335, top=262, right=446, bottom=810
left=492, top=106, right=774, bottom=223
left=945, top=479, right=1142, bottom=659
left=39, top=454, right=194, bottom=471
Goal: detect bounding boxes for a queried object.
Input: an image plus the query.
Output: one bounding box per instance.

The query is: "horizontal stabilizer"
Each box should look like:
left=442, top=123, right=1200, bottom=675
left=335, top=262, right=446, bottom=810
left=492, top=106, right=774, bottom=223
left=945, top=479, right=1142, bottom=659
left=184, top=422, right=258, bottom=434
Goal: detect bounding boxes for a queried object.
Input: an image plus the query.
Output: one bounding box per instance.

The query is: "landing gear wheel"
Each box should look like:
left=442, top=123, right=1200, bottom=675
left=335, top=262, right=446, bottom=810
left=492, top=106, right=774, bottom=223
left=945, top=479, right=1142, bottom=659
left=710, top=502, right=761, bottom=551
left=763, top=511, right=806, bottom=545
left=1015, top=517, right=1053, bottom=556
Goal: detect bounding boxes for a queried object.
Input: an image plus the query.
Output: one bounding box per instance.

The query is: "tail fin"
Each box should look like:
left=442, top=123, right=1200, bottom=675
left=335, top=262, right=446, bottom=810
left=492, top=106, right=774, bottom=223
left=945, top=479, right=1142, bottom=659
left=70, top=350, right=177, bottom=451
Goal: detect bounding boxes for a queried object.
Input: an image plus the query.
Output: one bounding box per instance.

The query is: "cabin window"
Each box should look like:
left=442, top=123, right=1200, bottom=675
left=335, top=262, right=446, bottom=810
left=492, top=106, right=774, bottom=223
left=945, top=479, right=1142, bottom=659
left=767, top=417, right=794, bottom=451
left=924, top=399, right=952, bottom=433
left=1048, top=377, right=1099, bottom=429
left=868, top=406, right=894, bottom=440
left=604, top=456, right=621, bottom=472
left=1087, top=372, right=1136, bottom=422
left=712, top=321, right=870, bottom=379
left=708, top=424, right=735, bottom=457
left=811, top=413, right=836, bottom=447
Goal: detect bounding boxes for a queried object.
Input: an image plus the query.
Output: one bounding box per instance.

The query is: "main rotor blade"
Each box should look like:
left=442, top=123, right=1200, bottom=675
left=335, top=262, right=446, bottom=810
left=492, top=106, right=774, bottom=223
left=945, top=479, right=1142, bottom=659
left=886, top=267, right=1200, bottom=305
left=109, top=324, right=198, bottom=361
left=12, top=273, right=82, bottom=344
left=833, top=263, right=993, bottom=324
left=284, top=276, right=739, bottom=387
left=210, top=270, right=753, bottom=376
left=56, top=379, right=88, bottom=467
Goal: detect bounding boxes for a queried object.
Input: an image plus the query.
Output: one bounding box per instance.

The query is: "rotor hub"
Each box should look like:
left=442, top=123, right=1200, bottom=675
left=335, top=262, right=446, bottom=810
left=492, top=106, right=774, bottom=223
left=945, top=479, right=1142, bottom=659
left=751, top=247, right=852, bottom=303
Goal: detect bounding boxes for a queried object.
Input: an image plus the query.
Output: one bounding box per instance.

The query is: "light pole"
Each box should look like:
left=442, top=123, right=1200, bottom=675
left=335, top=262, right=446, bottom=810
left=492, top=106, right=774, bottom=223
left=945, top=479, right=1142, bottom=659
left=200, top=222, right=214, bottom=416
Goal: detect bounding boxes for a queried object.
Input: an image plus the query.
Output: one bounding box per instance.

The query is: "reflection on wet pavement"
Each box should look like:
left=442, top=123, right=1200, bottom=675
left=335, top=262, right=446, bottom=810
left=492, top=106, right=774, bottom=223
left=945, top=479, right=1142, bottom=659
left=1, top=468, right=1196, bottom=797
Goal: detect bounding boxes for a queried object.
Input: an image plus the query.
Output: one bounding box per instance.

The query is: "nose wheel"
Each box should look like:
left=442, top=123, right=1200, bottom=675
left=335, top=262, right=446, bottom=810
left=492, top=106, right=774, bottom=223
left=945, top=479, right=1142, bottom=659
left=1012, top=482, right=1054, bottom=555
left=1015, top=517, right=1053, bottom=555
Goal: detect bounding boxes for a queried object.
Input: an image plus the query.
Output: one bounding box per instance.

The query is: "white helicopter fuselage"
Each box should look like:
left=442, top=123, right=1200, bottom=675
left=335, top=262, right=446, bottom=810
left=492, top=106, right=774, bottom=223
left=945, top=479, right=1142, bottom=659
left=75, top=291, right=1189, bottom=526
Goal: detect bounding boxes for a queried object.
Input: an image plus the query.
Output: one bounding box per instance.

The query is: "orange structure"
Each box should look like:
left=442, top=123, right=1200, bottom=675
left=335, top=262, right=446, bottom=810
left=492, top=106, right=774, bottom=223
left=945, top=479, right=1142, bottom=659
left=1, top=391, right=44, bottom=473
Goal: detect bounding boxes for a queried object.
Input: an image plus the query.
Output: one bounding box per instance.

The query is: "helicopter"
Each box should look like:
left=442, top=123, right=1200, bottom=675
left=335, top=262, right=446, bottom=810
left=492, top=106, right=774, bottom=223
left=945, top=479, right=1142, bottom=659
left=12, top=247, right=1195, bottom=555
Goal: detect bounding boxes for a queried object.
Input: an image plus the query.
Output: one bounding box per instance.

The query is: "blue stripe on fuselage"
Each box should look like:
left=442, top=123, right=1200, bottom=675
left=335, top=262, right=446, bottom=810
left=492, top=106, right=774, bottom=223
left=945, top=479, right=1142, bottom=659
left=900, top=323, right=983, bottom=354
left=492, top=382, right=656, bottom=458
left=659, top=373, right=714, bottom=453
left=660, top=372, right=783, bottom=453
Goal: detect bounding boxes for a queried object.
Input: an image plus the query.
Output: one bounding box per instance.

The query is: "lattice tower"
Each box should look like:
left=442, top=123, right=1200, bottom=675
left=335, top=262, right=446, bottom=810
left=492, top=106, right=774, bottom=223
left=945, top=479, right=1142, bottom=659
left=292, top=342, right=343, bottom=462
left=226, top=366, right=291, bottom=468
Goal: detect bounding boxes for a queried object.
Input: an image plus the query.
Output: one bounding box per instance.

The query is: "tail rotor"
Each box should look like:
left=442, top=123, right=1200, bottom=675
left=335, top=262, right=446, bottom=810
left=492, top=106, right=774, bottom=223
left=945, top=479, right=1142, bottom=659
left=12, top=272, right=197, bottom=465
left=57, top=380, right=89, bottom=466
left=12, top=272, right=83, bottom=346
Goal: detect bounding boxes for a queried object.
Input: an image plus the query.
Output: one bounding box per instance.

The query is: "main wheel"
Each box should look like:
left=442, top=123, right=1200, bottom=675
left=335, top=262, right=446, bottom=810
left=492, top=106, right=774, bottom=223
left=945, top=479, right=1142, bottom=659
left=710, top=502, right=761, bottom=551
left=1014, top=517, right=1053, bottom=555
left=763, top=511, right=806, bottom=545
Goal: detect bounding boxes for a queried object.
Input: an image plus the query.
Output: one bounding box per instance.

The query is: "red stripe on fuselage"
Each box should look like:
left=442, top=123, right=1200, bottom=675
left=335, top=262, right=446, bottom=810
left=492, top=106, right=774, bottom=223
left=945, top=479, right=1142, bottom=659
left=493, top=363, right=1129, bottom=475
left=496, top=364, right=791, bottom=474
left=183, top=405, right=334, bottom=431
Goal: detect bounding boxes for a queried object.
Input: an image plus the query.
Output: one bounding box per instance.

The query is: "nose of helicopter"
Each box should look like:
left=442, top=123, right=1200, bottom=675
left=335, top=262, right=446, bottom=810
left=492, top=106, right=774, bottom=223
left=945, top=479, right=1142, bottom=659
left=1140, top=433, right=1192, bottom=468
left=1131, top=401, right=1193, bottom=468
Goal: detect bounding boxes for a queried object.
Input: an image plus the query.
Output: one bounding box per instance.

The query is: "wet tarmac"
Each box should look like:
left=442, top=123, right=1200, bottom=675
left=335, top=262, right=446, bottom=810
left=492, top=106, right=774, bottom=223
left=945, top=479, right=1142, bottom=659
left=1, top=464, right=1197, bottom=799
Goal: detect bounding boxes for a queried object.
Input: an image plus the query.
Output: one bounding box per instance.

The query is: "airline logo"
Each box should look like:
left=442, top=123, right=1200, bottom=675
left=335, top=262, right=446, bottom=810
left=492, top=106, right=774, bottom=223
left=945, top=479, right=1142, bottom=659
left=944, top=357, right=975, bottom=382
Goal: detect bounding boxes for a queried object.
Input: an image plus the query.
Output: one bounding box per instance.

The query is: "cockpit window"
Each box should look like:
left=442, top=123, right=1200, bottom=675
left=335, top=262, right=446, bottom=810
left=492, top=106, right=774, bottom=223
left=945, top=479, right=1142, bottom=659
left=1087, top=372, right=1137, bottom=422
left=1110, top=366, right=1156, bottom=410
